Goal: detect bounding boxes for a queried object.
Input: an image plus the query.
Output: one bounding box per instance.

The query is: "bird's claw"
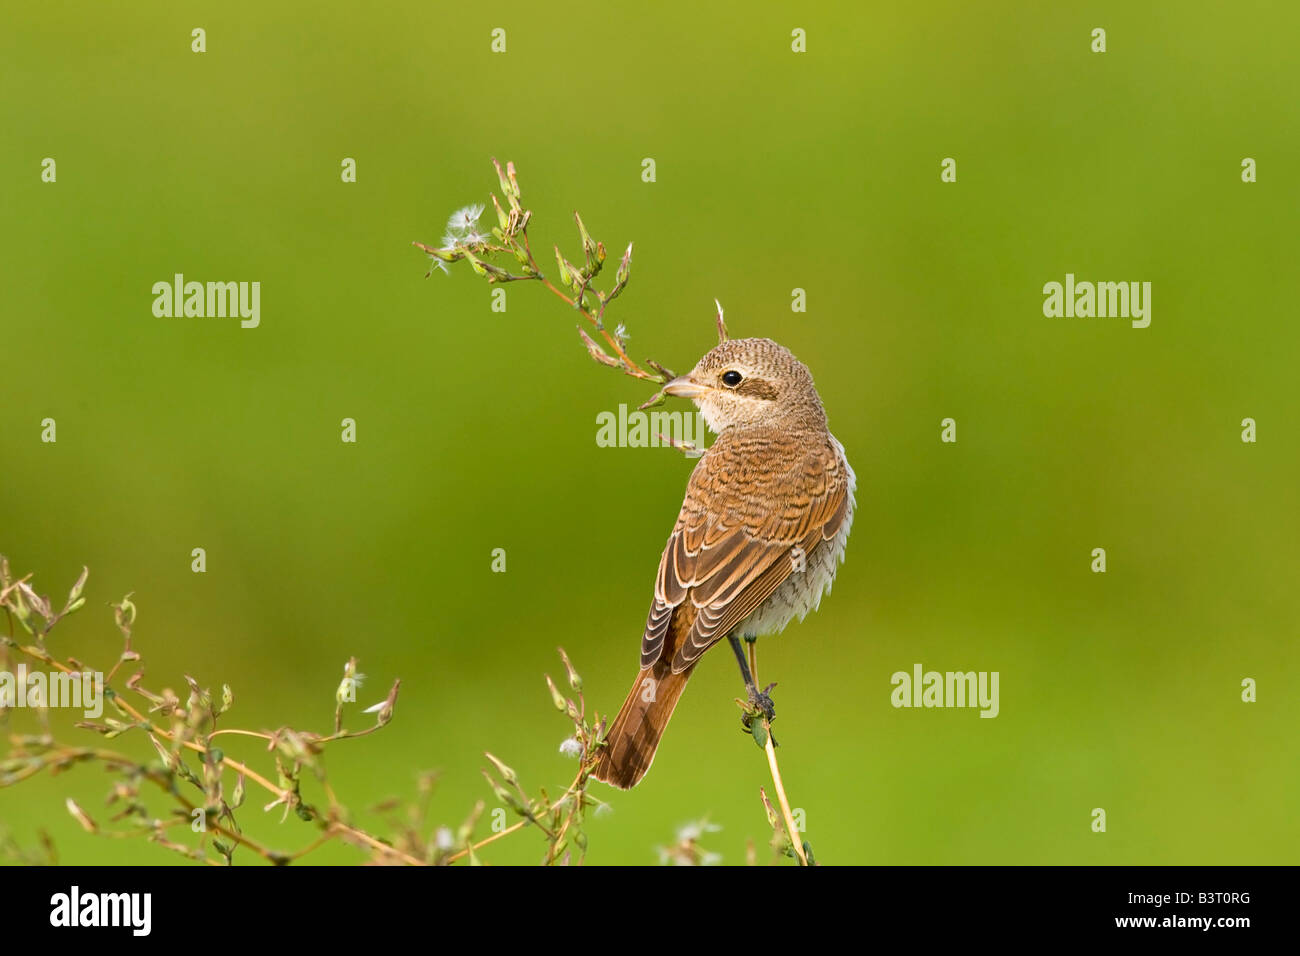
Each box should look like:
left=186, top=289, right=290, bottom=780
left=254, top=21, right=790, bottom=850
left=737, top=683, right=778, bottom=746
left=750, top=684, right=777, bottom=724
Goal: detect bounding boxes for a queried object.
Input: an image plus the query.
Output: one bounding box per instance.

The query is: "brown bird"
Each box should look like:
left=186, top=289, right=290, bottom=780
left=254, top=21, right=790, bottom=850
left=592, top=337, right=856, bottom=789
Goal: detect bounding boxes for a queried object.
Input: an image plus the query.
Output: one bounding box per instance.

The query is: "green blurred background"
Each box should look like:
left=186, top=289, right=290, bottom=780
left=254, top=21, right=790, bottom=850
left=2, top=1, right=1297, bottom=864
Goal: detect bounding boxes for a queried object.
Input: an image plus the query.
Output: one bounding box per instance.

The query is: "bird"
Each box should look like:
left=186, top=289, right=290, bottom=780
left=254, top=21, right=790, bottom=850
left=591, top=336, right=856, bottom=789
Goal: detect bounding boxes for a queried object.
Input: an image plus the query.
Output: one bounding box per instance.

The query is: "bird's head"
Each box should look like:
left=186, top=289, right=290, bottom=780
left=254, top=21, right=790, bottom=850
left=662, top=337, right=825, bottom=433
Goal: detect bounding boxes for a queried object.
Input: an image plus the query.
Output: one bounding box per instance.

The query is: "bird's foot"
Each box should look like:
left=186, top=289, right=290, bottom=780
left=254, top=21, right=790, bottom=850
left=736, top=683, right=778, bottom=747
left=750, top=682, right=777, bottom=723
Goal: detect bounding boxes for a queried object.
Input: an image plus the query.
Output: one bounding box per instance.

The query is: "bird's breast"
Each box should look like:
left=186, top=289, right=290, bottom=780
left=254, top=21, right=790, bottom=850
left=737, top=434, right=856, bottom=639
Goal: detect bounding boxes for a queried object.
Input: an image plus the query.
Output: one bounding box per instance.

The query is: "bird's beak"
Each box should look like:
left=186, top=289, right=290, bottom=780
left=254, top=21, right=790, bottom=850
left=662, top=375, right=710, bottom=399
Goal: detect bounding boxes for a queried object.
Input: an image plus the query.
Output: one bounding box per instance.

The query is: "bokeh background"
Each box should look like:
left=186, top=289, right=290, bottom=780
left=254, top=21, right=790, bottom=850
left=2, top=1, right=1297, bottom=864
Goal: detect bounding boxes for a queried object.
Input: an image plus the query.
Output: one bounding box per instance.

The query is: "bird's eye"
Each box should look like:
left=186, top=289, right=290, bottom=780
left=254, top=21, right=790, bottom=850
left=722, top=370, right=743, bottom=387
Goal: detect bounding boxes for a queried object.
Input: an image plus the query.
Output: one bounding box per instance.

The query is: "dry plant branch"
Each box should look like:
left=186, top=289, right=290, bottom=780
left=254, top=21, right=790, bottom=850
left=414, top=158, right=684, bottom=410
left=0, top=557, right=609, bottom=865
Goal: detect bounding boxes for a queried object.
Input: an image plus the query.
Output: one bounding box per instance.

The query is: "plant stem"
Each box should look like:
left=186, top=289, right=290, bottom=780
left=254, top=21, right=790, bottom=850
left=748, top=642, right=809, bottom=866
left=763, top=731, right=807, bottom=866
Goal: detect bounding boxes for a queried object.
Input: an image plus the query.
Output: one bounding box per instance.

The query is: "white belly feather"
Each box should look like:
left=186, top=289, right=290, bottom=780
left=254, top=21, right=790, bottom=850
left=738, top=435, right=856, bottom=639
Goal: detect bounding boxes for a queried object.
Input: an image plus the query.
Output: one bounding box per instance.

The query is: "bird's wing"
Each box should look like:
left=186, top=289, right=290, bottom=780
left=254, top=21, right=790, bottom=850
left=640, top=430, right=851, bottom=674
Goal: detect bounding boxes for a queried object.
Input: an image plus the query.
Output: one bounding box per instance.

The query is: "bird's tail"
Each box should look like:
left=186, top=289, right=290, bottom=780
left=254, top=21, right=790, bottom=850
left=591, top=657, right=695, bottom=789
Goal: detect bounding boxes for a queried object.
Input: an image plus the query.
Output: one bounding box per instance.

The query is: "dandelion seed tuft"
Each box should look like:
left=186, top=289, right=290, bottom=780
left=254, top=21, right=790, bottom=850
left=434, top=826, right=455, bottom=851
left=447, top=204, right=485, bottom=236
left=676, top=819, right=721, bottom=842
